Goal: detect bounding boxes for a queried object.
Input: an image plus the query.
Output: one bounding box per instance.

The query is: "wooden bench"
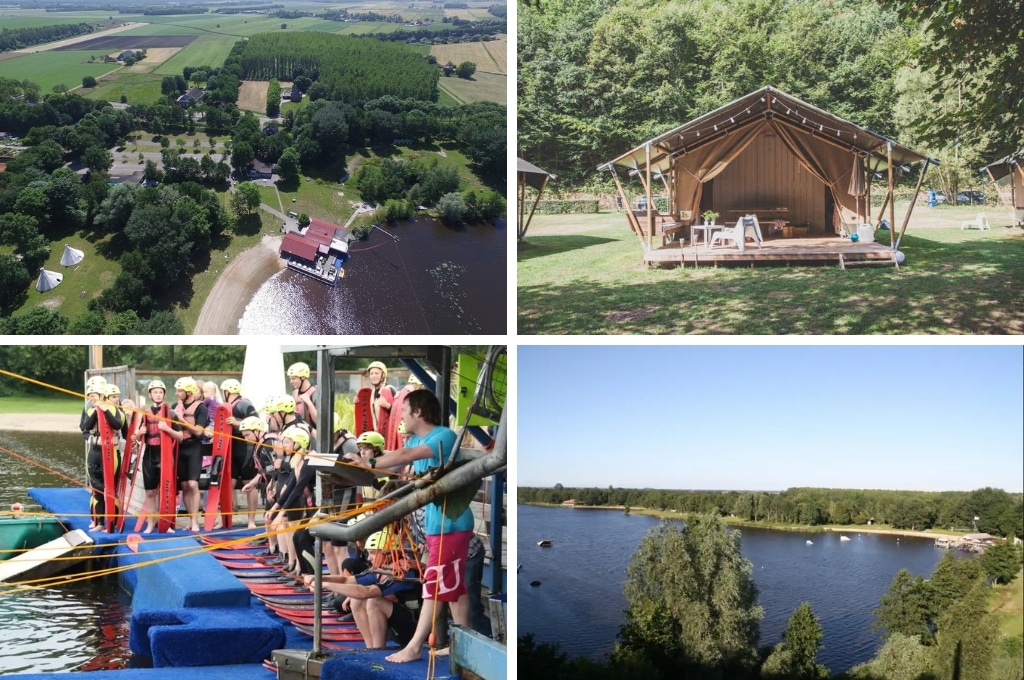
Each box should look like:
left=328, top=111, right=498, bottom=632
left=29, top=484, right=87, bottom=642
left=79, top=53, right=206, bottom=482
left=627, top=209, right=691, bottom=245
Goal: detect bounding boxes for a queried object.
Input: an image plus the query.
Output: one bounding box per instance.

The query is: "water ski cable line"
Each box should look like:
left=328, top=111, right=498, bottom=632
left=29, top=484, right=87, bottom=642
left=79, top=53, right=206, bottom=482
left=0, top=367, right=412, bottom=482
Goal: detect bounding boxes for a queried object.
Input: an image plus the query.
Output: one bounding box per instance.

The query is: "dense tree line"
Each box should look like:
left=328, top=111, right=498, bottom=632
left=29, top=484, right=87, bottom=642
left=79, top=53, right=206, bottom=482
left=519, top=514, right=1023, bottom=680
left=213, top=4, right=282, bottom=13
left=487, top=4, right=506, bottom=18
left=0, top=22, right=94, bottom=51
left=519, top=486, right=1024, bottom=537
left=519, top=0, right=1015, bottom=195
left=0, top=78, right=115, bottom=136
left=239, top=34, right=438, bottom=103
left=367, top=21, right=505, bottom=43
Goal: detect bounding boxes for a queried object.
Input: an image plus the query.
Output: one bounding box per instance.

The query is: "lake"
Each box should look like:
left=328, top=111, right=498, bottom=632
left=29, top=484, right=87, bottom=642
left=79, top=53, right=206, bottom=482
left=0, top=430, right=132, bottom=674
left=518, top=504, right=963, bottom=674
left=239, top=216, right=506, bottom=334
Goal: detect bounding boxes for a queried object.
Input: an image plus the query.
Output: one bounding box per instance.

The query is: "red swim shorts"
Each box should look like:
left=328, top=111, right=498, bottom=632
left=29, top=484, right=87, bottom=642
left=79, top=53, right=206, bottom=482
left=422, top=529, right=472, bottom=602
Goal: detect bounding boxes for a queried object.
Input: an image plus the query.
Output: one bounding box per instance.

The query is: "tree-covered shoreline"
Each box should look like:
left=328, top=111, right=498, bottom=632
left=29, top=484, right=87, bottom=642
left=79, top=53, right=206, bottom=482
left=518, top=486, right=1024, bottom=538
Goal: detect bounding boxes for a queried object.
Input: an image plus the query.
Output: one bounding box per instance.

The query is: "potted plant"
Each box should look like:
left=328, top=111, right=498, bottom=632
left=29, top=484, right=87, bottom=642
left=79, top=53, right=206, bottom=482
left=702, top=210, right=719, bottom=225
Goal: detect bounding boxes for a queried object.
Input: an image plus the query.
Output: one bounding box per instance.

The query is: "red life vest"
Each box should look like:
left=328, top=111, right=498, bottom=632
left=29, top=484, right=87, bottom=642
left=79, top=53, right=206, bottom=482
left=145, top=405, right=163, bottom=445
left=179, top=399, right=202, bottom=440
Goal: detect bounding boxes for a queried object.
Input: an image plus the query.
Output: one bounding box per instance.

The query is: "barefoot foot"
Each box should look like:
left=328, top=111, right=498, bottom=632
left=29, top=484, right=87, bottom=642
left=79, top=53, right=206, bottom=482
left=386, top=648, right=423, bottom=664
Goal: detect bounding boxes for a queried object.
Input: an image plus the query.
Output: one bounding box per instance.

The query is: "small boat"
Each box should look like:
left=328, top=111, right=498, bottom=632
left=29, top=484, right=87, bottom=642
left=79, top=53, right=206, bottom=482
left=537, top=540, right=552, bottom=547
left=529, top=581, right=541, bottom=587
left=840, top=535, right=851, bottom=542
left=0, top=514, right=65, bottom=560
left=806, top=540, right=813, bottom=545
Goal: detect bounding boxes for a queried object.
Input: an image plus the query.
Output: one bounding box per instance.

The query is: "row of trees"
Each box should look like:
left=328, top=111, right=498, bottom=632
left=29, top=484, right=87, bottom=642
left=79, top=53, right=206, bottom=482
left=266, top=78, right=281, bottom=118
left=518, top=0, right=1017, bottom=197
left=364, top=21, right=504, bottom=44
left=0, top=22, right=93, bottom=52
left=238, top=33, right=439, bottom=102
left=519, top=486, right=1024, bottom=538
left=519, top=514, right=1023, bottom=680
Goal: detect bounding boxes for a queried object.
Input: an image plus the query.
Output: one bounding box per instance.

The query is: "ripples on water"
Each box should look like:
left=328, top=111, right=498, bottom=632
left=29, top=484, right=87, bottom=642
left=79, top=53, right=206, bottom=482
left=518, top=505, right=963, bottom=674
left=239, top=217, right=506, bottom=334
left=0, top=431, right=132, bottom=672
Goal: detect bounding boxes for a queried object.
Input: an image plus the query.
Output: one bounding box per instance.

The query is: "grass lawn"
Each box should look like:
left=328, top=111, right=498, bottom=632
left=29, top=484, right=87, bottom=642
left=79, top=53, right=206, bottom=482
left=435, top=88, right=460, bottom=107
left=437, top=71, right=506, bottom=105
left=990, top=571, right=1024, bottom=639
left=14, top=230, right=121, bottom=322
left=274, top=175, right=355, bottom=226
left=256, top=183, right=283, bottom=213
left=0, top=50, right=117, bottom=93
left=280, top=98, right=311, bottom=116
left=518, top=207, right=1024, bottom=334
left=175, top=198, right=279, bottom=333
left=0, top=395, right=83, bottom=415
left=83, top=69, right=163, bottom=105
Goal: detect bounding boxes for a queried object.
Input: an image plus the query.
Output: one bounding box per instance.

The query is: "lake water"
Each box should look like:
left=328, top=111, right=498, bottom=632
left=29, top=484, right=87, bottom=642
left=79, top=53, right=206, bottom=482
left=239, top=217, right=506, bottom=334
left=0, top=430, right=132, bottom=673
left=518, top=505, right=963, bottom=674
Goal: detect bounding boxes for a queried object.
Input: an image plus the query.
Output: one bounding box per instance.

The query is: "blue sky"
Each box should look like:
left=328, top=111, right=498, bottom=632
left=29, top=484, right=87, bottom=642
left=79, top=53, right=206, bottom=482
left=518, top=345, right=1024, bottom=492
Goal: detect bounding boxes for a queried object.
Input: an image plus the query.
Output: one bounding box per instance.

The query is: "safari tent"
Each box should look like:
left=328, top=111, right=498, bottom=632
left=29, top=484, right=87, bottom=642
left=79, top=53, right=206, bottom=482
left=517, top=157, right=554, bottom=241
left=982, top=150, right=1023, bottom=227
left=60, top=244, right=84, bottom=267
left=35, top=268, right=63, bottom=293
left=600, top=86, right=936, bottom=266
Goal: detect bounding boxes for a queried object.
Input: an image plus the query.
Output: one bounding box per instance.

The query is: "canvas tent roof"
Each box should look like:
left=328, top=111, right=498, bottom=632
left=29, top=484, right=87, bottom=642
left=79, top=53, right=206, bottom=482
left=606, top=86, right=932, bottom=174
left=60, top=243, right=84, bottom=266
left=982, top=149, right=1023, bottom=181
left=35, top=268, right=63, bottom=292
left=518, top=157, right=554, bottom=190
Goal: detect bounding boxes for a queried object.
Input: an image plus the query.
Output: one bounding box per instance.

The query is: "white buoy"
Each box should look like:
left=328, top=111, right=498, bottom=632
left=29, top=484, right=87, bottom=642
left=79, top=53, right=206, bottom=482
left=806, top=540, right=814, bottom=545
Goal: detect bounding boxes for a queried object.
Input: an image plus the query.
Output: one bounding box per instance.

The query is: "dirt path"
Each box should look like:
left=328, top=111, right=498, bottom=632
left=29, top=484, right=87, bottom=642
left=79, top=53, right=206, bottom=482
left=0, top=413, right=79, bottom=433
left=9, top=22, right=146, bottom=55
left=193, top=235, right=286, bottom=335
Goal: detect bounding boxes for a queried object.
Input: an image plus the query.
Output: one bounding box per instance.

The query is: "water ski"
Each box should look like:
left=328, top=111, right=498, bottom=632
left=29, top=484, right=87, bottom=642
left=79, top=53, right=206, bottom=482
left=354, top=387, right=373, bottom=436
left=115, top=411, right=142, bottom=532
left=96, top=410, right=118, bottom=533
left=157, top=403, right=178, bottom=534
left=203, top=404, right=233, bottom=531
left=384, top=386, right=412, bottom=450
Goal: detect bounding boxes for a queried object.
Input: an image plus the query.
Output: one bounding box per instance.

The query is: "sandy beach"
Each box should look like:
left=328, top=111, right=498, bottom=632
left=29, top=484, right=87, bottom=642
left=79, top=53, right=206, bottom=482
left=0, top=413, right=80, bottom=433
left=193, top=235, right=285, bottom=335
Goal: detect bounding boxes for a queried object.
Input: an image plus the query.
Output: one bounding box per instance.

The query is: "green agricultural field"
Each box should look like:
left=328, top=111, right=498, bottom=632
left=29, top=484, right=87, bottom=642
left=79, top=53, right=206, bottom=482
left=14, top=229, right=121, bottom=323
left=0, top=16, right=102, bottom=30
left=437, top=72, right=506, bottom=105
left=435, top=88, right=460, bottom=107
left=116, top=23, right=205, bottom=36
left=304, top=20, right=349, bottom=33
left=83, top=69, right=163, bottom=104
left=0, top=51, right=116, bottom=94
left=155, top=34, right=236, bottom=75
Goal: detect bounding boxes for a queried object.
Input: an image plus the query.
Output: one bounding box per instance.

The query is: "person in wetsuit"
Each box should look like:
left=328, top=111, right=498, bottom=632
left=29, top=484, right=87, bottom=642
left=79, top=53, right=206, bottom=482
left=81, top=379, right=124, bottom=532
left=172, top=377, right=209, bottom=533
left=133, top=380, right=183, bottom=534
left=221, top=378, right=259, bottom=527
left=265, top=425, right=315, bottom=576
left=287, top=362, right=319, bottom=444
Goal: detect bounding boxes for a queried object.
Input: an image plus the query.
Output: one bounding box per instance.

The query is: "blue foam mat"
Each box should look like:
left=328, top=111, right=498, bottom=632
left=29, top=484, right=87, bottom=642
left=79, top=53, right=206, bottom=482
left=2, top=664, right=271, bottom=680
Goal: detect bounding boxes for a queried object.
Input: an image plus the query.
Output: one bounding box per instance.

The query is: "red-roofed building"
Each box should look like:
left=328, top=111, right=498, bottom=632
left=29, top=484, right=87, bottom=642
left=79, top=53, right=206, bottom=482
left=280, top=233, right=318, bottom=265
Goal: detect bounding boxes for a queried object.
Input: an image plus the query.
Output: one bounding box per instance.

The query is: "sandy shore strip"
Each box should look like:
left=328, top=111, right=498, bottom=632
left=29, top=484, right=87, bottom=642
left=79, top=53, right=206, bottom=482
left=0, top=413, right=80, bottom=434
left=193, top=234, right=285, bottom=335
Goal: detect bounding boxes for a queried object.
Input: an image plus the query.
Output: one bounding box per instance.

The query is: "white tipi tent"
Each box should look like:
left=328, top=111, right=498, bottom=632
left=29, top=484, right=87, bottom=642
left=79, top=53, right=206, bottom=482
left=60, top=244, right=84, bottom=266
left=35, top=267, right=63, bottom=292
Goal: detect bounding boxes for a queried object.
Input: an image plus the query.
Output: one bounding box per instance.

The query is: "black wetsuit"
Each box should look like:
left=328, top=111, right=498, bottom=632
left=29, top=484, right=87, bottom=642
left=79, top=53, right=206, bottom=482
left=81, top=403, right=124, bottom=525
left=226, top=396, right=258, bottom=484
left=176, top=398, right=209, bottom=483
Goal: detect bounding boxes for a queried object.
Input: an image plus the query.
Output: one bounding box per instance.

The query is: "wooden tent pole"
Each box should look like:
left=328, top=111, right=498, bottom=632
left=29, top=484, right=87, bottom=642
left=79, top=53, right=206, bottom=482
left=645, top=142, right=653, bottom=251
left=520, top=176, right=548, bottom=242
left=896, top=159, right=930, bottom=248
left=608, top=165, right=645, bottom=250
left=518, top=174, right=526, bottom=239
left=887, top=142, right=895, bottom=249
left=1014, top=165, right=1020, bottom=227
left=865, top=156, right=872, bottom=222
left=875, top=193, right=889, bottom=225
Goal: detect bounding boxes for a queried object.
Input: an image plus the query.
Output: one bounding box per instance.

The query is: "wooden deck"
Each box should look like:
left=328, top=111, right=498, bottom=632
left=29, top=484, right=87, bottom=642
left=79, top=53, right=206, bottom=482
left=646, top=235, right=898, bottom=268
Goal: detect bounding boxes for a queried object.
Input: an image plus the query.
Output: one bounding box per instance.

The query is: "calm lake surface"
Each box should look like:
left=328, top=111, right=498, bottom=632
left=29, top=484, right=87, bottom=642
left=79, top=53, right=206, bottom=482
left=239, top=217, right=506, bottom=334
left=0, top=430, right=132, bottom=673
left=518, top=505, right=964, bottom=674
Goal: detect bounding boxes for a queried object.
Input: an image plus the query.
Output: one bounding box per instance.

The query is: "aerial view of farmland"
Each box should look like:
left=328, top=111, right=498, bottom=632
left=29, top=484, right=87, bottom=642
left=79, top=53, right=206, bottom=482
left=0, top=0, right=507, bottom=335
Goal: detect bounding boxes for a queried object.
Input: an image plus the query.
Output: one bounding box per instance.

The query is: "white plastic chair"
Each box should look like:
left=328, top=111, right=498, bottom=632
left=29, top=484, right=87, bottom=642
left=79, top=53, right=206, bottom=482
left=741, top=215, right=764, bottom=248
left=709, top=223, right=743, bottom=252
left=960, top=213, right=990, bottom=230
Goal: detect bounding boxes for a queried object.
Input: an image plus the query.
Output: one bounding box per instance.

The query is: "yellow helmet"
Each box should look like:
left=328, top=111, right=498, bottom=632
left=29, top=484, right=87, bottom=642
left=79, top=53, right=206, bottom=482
left=102, top=383, right=121, bottom=397
left=397, top=420, right=407, bottom=435
left=264, top=395, right=281, bottom=413
left=276, top=395, right=296, bottom=414
left=220, top=378, right=242, bottom=395
left=366, top=361, right=388, bottom=379
left=85, top=376, right=106, bottom=395
left=365, top=528, right=393, bottom=551
left=333, top=411, right=342, bottom=433
left=287, top=362, right=310, bottom=379
left=408, top=374, right=422, bottom=386
left=356, top=431, right=385, bottom=451
left=147, top=379, right=166, bottom=393
left=174, top=377, right=198, bottom=394
left=280, top=425, right=309, bottom=451
left=239, top=415, right=266, bottom=433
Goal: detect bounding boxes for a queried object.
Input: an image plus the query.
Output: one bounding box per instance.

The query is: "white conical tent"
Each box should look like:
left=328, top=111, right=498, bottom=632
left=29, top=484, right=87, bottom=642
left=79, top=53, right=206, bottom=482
left=60, top=244, right=84, bottom=266
left=35, top=267, right=63, bottom=292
